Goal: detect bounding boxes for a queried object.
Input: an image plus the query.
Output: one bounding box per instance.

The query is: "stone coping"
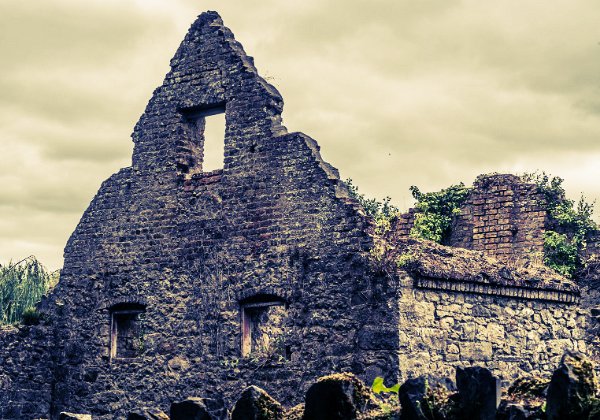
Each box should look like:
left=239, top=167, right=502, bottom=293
left=415, top=276, right=580, bottom=304
left=391, top=238, right=578, bottom=294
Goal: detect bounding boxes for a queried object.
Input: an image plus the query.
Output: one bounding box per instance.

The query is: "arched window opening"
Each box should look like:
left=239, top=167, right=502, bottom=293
left=110, top=303, right=146, bottom=359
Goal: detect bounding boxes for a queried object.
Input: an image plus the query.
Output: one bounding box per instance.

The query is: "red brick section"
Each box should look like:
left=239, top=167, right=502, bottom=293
left=450, top=174, right=547, bottom=261
left=394, top=174, right=548, bottom=262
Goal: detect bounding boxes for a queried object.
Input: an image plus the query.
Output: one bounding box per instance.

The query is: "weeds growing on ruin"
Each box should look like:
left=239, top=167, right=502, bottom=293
left=345, top=178, right=399, bottom=229
left=0, top=256, right=58, bottom=325
left=408, top=183, right=472, bottom=244
left=523, top=172, right=597, bottom=278
left=371, top=376, right=400, bottom=395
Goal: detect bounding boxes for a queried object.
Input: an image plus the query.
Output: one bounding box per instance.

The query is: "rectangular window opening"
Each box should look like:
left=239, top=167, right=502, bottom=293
left=200, top=109, right=226, bottom=172
left=241, top=301, right=288, bottom=358
left=110, top=309, right=144, bottom=359
left=179, top=104, right=227, bottom=175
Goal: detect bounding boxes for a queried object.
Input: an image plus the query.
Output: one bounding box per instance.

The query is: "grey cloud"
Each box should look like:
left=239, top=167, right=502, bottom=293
left=0, top=160, right=114, bottom=215
left=0, top=0, right=172, bottom=70
left=1, top=0, right=599, bottom=271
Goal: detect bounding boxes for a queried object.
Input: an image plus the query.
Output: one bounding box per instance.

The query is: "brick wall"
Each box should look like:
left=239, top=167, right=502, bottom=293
left=449, top=174, right=547, bottom=261
left=394, top=174, right=548, bottom=262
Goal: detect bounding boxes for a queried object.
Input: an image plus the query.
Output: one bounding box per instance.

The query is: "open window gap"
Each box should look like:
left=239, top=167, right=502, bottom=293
left=179, top=104, right=226, bottom=175
left=202, top=111, right=226, bottom=172
left=110, top=304, right=145, bottom=359
left=241, top=296, right=288, bottom=358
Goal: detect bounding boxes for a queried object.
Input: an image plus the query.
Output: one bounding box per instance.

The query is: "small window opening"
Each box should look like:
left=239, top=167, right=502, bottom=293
left=241, top=295, right=288, bottom=358
left=110, top=303, right=146, bottom=359
left=181, top=105, right=226, bottom=174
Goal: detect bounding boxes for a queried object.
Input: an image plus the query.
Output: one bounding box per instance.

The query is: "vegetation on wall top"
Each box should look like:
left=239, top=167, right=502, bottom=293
left=408, top=183, right=472, bottom=243
left=345, top=178, right=399, bottom=224
left=345, top=178, right=471, bottom=244
left=522, top=172, right=597, bottom=278
left=346, top=172, right=598, bottom=279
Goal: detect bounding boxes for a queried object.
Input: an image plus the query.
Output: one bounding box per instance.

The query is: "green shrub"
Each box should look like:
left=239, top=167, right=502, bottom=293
left=0, top=257, right=58, bottom=325
left=21, top=307, right=43, bottom=326
left=409, top=183, right=471, bottom=243
left=523, top=172, right=597, bottom=278
left=345, top=178, right=399, bottom=232
left=543, top=231, right=579, bottom=278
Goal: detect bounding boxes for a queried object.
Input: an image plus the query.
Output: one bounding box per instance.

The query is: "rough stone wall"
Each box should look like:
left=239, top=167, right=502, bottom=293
left=0, top=12, right=399, bottom=419
left=397, top=273, right=588, bottom=384
left=585, top=231, right=600, bottom=259
left=0, top=324, right=54, bottom=419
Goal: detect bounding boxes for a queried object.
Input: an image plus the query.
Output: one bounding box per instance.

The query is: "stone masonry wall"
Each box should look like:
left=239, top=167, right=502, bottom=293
left=0, top=12, right=399, bottom=419
left=585, top=231, right=600, bottom=260
left=397, top=273, right=588, bottom=384
left=0, top=324, right=55, bottom=419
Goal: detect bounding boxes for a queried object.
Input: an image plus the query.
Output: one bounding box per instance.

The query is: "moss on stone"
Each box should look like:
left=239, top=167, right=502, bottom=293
left=561, top=351, right=598, bottom=397
left=315, top=372, right=372, bottom=410
left=507, top=376, right=549, bottom=400
left=284, top=404, right=304, bottom=420
left=254, top=391, right=283, bottom=420
left=588, top=398, right=600, bottom=419
left=546, top=351, right=599, bottom=419
left=499, top=376, right=550, bottom=419
left=231, top=385, right=284, bottom=420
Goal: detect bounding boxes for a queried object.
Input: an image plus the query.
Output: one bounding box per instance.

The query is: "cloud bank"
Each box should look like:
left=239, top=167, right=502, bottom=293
left=1, top=0, right=599, bottom=269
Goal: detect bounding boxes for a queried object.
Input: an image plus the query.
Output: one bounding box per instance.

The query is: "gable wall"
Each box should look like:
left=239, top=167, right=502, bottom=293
left=22, top=13, right=398, bottom=418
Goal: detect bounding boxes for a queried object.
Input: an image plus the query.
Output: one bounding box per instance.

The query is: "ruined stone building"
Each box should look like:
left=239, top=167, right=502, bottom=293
left=1, top=11, right=599, bottom=419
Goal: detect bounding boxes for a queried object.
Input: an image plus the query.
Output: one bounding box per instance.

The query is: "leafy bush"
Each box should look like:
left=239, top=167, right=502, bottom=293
left=523, top=172, right=597, bottom=278
left=543, top=231, right=579, bottom=278
left=0, top=256, right=58, bottom=325
left=409, top=183, right=472, bottom=243
left=345, top=178, right=400, bottom=236
left=523, top=172, right=596, bottom=236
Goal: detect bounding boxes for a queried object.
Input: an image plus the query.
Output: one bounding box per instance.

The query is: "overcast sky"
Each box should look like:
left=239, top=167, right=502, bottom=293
left=1, top=0, right=599, bottom=270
